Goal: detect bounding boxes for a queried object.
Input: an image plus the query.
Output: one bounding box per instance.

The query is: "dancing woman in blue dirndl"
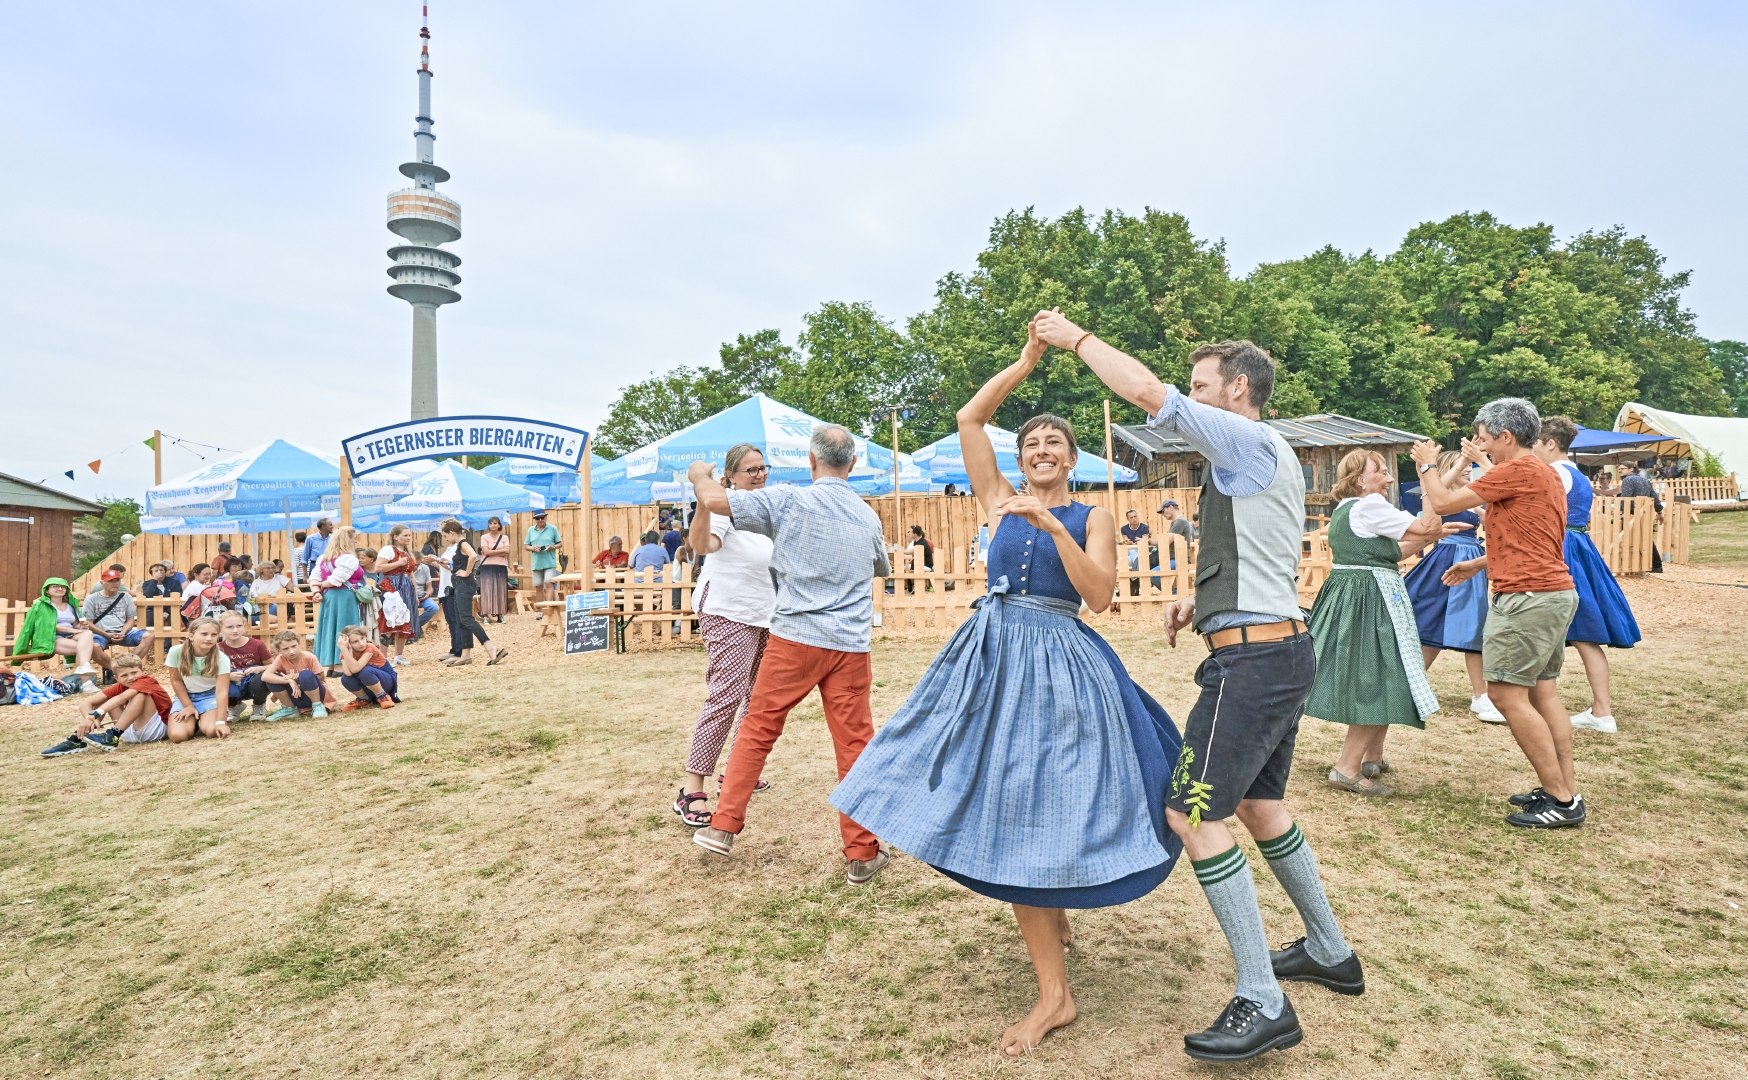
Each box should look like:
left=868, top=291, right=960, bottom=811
left=832, top=323, right=1182, bottom=1057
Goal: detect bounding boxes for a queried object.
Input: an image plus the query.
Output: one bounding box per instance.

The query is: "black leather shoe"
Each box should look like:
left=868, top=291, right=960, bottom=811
left=1182, top=995, right=1302, bottom=1062
left=1271, top=937, right=1365, bottom=995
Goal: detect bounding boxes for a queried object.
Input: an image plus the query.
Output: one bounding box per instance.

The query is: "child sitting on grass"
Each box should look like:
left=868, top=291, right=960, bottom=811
left=260, top=629, right=334, bottom=721
left=216, top=610, right=273, bottom=721
left=39, top=652, right=174, bottom=756
left=337, top=625, right=399, bottom=711
left=163, top=616, right=233, bottom=742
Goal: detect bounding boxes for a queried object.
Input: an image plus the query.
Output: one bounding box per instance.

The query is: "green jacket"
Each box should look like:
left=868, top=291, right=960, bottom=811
left=15, top=578, right=79, bottom=656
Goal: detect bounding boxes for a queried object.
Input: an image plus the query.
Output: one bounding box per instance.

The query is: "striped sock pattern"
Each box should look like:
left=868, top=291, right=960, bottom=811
left=1259, top=824, right=1352, bottom=968
left=1190, top=846, right=1283, bottom=1018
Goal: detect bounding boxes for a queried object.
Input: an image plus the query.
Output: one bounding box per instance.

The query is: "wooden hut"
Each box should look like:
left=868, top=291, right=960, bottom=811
left=0, top=473, right=104, bottom=603
left=1111, top=413, right=1426, bottom=522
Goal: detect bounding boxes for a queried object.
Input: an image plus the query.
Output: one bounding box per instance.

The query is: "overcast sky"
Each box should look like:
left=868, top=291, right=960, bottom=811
left=5, top=1, right=1744, bottom=503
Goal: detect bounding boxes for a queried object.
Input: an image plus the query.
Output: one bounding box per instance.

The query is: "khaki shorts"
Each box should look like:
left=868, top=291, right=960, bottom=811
left=1483, top=590, right=1578, bottom=687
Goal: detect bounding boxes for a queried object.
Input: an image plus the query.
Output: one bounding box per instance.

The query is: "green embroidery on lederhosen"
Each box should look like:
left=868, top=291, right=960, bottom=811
left=1171, top=745, right=1215, bottom=827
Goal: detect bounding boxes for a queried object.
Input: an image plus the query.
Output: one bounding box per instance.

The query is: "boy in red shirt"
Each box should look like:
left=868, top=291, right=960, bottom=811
left=41, top=653, right=174, bottom=754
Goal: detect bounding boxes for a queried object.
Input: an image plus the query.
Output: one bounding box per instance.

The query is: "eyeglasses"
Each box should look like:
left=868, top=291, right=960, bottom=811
left=739, top=465, right=769, bottom=475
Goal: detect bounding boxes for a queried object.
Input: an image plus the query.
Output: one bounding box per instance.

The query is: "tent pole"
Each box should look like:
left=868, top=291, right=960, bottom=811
left=891, top=407, right=901, bottom=505
left=153, top=428, right=163, bottom=485
left=579, top=436, right=593, bottom=595
left=340, top=455, right=353, bottom=527
left=1104, top=399, right=1116, bottom=504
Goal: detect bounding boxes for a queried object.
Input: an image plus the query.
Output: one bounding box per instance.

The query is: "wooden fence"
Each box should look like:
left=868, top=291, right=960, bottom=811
left=0, top=595, right=325, bottom=670
left=1653, top=474, right=1741, bottom=504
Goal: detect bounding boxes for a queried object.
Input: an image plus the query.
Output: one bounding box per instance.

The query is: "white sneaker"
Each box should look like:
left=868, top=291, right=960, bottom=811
left=227, top=703, right=244, bottom=722
left=1569, top=709, right=1617, bottom=733
left=1471, top=695, right=1507, bottom=723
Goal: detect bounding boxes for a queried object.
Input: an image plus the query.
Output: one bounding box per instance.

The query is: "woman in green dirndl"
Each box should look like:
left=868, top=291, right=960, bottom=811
left=1306, top=450, right=1470, bottom=795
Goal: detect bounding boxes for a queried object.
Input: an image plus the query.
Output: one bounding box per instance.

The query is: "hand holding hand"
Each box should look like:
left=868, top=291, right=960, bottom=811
left=1441, top=560, right=1480, bottom=587
left=1410, top=439, right=1442, bottom=468
left=687, top=461, right=716, bottom=485
left=1460, top=437, right=1491, bottom=467
left=1438, top=522, right=1475, bottom=538
left=1163, top=598, right=1196, bottom=648
left=1031, top=308, right=1085, bottom=352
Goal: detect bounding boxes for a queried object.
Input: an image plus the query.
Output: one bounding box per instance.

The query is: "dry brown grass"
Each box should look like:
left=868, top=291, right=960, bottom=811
left=5, top=525, right=1748, bottom=1079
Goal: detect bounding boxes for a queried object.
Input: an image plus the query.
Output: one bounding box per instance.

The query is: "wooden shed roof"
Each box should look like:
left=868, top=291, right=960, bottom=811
left=1113, top=413, right=1427, bottom=460
left=0, top=472, right=105, bottom=514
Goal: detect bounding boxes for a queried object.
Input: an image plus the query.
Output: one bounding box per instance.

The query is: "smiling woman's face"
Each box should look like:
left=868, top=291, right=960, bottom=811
left=1020, top=425, right=1076, bottom=488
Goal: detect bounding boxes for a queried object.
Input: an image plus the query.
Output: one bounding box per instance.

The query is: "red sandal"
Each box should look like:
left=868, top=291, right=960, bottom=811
left=673, top=788, right=712, bottom=828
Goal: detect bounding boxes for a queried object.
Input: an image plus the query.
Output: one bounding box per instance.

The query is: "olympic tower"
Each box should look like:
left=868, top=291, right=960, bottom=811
left=386, top=4, right=461, bottom=420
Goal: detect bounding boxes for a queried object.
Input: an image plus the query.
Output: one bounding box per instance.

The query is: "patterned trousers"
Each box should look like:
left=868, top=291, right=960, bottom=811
left=684, top=612, right=770, bottom=777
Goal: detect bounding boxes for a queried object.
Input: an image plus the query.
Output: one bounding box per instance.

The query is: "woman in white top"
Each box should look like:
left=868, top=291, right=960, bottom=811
left=672, top=444, right=777, bottom=827
left=311, top=525, right=364, bottom=673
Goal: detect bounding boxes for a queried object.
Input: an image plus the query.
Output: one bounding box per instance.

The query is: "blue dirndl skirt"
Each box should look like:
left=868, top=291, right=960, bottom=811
left=314, top=589, right=360, bottom=667
left=1404, top=534, right=1487, bottom=653
left=831, top=582, right=1182, bottom=908
left=1564, top=529, right=1640, bottom=648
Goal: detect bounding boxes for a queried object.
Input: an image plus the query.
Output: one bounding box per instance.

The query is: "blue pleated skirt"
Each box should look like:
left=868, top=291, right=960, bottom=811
left=830, top=589, right=1182, bottom=908
left=314, top=590, right=360, bottom=667
left=1564, top=530, right=1640, bottom=648
left=1404, top=535, right=1487, bottom=653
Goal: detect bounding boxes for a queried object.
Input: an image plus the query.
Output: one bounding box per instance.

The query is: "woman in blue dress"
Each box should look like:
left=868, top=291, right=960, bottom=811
left=832, top=320, right=1183, bottom=1057
left=1534, top=417, right=1640, bottom=733
left=1402, top=451, right=1504, bottom=725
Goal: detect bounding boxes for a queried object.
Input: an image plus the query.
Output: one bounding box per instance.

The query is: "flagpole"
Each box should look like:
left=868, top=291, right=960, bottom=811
left=340, top=454, right=353, bottom=527
left=891, top=407, right=901, bottom=504
left=579, top=436, right=593, bottom=595
left=153, top=429, right=162, bottom=485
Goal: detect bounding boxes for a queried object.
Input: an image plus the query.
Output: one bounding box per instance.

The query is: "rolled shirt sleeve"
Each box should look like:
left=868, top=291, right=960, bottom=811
left=1347, top=493, right=1416, bottom=540
left=726, top=485, right=791, bottom=539
left=1146, top=385, right=1279, bottom=497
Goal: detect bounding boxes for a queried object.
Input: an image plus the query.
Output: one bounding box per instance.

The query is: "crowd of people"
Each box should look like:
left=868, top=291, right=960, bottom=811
left=25, top=512, right=529, bottom=757
left=658, top=311, right=1647, bottom=1064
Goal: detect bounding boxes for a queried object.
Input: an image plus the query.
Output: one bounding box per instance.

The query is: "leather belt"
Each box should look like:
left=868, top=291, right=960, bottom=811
left=1203, top=619, right=1307, bottom=653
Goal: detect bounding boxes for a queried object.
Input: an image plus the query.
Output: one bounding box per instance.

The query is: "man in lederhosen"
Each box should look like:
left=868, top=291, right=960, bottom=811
left=1036, top=312, right=1363, bottom=1063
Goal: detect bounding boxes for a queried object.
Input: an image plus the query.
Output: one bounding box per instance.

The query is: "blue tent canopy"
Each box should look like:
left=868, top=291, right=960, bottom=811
left=911, top=424, right=1138, bottom=487
left=619, top=394, right=909, bottom=487
left=481, top=454, right=611, bottom=505
left=145, top=439, right=407, bottom=518
left=1570, top=426, right=1673, bottom=454
left=353, top=461, right=544, bottom=530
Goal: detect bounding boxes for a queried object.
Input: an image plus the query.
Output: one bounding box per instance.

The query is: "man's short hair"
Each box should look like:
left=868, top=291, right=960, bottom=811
left=811, top=425, right=856, bottom=471
left=1475, top=397, right=1541, bottom=448
left=316, top=518, right=333, bottom=529
left=1537, top=415, right=1579, bottom=453
left=1188, top=340, right=1278, bottom=408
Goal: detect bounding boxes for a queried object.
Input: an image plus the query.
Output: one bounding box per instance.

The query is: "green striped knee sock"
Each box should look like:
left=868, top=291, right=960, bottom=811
left=1258, top=823, right=1352, bottom=968
left=1192, top=845, right=1283, bottom=1018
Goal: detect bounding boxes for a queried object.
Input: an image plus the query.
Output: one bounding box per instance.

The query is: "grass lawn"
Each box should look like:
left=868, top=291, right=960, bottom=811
left=4, top=545, right=1747, bottom=1078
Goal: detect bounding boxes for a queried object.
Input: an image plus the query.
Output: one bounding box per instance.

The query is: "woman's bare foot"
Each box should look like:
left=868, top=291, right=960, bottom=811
left=1056, top=910, right=1074, bottom=954
left=999, top=992, right=1076, bottom=1057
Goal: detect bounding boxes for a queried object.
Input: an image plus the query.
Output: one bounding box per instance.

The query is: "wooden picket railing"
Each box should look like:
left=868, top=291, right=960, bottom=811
left=1662, top=497, right=1694, bottom=564
left=0, top=594, right=325, bottom=673
left=1653, top=474, right=1741, bottom=504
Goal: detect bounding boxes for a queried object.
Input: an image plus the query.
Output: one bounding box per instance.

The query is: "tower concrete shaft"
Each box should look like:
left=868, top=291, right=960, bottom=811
left=386, top=4, right=460, bottom=421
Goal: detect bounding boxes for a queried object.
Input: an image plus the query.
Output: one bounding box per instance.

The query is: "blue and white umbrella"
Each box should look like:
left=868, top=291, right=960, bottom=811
left=481, top=454, right=611, bottom=505
left=911, top=424, right=1137, bottom=487
left=352, top=461, right=545, bottom=530
left=146, top=439, right=409, bottom=518
left=619, top=394, right=911, bottom=487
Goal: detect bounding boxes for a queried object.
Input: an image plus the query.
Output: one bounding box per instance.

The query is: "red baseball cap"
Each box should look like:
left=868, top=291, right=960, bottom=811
left=100, top=569, right=124, bottom=581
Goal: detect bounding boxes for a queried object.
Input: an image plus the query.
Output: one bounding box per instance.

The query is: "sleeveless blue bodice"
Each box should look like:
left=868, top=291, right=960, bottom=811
left=1442, top=509, right=1481, bottom=530
left=1556, top=461, right=1592, bottom=527
left=985, top=502, right=1090, bottom=604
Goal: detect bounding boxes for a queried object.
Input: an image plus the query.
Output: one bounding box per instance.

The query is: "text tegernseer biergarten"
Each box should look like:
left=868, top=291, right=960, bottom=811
left=342, top=416, right=590, bottom=476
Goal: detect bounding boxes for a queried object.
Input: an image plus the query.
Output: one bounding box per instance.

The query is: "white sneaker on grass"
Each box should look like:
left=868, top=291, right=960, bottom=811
left=1471, top=695, right=1506, bottom=723
left=1569, top=709, right=1617, bottom=733
left=227, top=703, right=244, bottom=723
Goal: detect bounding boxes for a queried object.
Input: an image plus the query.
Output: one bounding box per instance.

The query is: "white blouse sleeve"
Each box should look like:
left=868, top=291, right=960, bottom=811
left=322, top=554, right=361, bottom=586
left=1348, top=494, right=1416, bottom=540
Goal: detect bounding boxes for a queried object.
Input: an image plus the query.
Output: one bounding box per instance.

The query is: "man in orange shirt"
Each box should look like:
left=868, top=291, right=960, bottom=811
left=592, top=535, right=630, bottom=569
left=1413, top=398, right=1584, bottom=829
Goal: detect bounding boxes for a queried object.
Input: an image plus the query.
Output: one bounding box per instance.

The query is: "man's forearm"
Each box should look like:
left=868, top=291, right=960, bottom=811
left=1076, top=336, right=1167, bottom=415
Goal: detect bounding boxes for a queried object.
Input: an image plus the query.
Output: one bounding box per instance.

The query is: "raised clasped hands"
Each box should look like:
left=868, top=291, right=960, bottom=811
left=687, top=460, right=717, bottom=485
left=1031, top=308, right=1085, bottom=353
left=1459, top=437, right=1491, bottom=467
left=1409, top=439, right=1442, bottom=468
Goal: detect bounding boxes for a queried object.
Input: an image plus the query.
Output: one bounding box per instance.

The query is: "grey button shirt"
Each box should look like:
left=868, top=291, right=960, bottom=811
left=727, top=478, right=891, bottom=653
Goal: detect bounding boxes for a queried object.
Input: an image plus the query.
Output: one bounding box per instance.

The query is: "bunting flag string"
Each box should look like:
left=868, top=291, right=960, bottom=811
left=88, top=460, right=102, bottom=475
left=42, top=431, right=240, bottom=490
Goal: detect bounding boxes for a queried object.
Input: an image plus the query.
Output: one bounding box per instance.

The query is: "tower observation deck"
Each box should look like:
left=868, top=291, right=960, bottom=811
left=387, top=4, right=460, bottom=420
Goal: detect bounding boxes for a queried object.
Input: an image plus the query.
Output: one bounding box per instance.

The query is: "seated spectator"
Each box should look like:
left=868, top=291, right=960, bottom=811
left=39, top=653, right=175, bottom=756
left=662, top=519, right=685, bottom=561
left=905, top=525, right=935, bottom=594
left=594, top=535, right=630, bottom=569
left=211, top=541, right=236, bottom=578
left=630, top=531, right=669, bottom=575
left=141, top=562, right=173, bottom=627
left=14, top=577, right=107, bottom=689
left=82, top=566, right=154, bottom=663
left=337, top=625, right=399, bottom=711
left=251, top=560, right=291, bottom=598
left=261, top=629, right=334, bottom=720
left=162, top=616, right=233, bottom=742
left=215, top=610, right=272, bottom=721
left=161, top=560, right=187, bottom=596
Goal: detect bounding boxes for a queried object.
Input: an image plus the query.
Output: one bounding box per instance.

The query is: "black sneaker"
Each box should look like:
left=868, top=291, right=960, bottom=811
left=82, top=729, right=121, bottom=752
left=40, top=733, right=88, bottom=758
left=1271, top=938, right=1365, bottom=995
left=1182, top=995, right=1302, bottom=1062
left=1506, top=792, right=1586, bottom=829
left=1508, top=786, right=1550, bottom=807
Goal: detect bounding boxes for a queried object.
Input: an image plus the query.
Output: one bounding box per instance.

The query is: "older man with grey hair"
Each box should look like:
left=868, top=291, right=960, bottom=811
left=685, top=425, right=894, bottom=885
left=1413, top=397, right=1584, bottom=829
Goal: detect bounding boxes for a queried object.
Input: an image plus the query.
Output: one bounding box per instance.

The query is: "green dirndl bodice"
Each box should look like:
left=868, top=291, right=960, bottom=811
left=1304, top=499, right=1437, bottom=728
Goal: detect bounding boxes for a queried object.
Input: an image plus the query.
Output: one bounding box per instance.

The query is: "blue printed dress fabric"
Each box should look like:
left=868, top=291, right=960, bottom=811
left=1403, top=510, right=1487, bottom=653
left=832, top=502, right=1182, bottom=908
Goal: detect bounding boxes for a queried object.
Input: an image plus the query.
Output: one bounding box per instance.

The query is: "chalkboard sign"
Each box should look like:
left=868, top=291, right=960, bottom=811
left=564, top=611, right=610, bottom=655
